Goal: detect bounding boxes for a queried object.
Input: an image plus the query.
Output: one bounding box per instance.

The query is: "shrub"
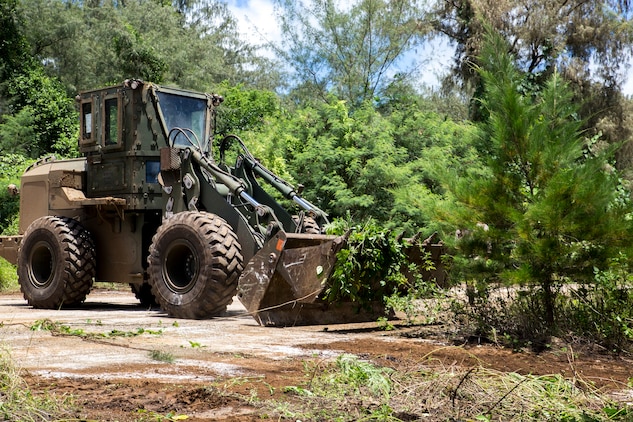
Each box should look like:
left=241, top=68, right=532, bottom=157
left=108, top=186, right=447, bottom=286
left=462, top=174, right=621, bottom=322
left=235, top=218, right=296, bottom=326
left=325, top=217, right=441, bottom=314
left=559, top=255, right=633, bottom=353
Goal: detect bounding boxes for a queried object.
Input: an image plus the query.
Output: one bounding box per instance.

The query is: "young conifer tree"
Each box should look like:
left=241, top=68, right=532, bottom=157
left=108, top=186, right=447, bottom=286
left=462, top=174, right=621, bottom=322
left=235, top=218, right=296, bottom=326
left=448, top=29, right=633, bottom=332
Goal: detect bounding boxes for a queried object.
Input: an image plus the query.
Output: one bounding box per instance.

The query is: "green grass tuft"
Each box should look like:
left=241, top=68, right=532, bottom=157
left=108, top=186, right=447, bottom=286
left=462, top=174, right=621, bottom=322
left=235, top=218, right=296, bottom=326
left=149, top=349, right=176, bottom=363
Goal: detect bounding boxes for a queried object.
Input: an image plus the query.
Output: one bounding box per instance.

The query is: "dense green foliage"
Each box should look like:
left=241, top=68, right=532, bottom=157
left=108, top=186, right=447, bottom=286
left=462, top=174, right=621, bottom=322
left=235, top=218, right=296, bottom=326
left=434, top=0, right=633, bottom=171
left=439, top=30, right=633, bottom=346
left=324, top=218, right=409, bottom=304
left=0, top=0, right=76, bottom=158
left=3, top=68, right=78, bottom=157
left=0, top=154, right=28, bottom=289
left=214, top=82, right=280, bottom=135
left=17, top=0, right=279, bottom=92
left=0, top=154, right=30, bottom=235
left=244, top=96, right=479, bottom=232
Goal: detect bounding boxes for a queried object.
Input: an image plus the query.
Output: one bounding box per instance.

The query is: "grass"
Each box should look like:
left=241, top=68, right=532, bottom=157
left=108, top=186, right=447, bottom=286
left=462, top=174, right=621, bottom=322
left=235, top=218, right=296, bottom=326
left=0, top=344, right=625, bottom=421
left=0, top=348, right=74, bottom=420
left=149, top=349, right=176, bottom=363
left=0, top=258, right=18, bottom=291
left=30, top=319, right=164, bottom=339
left=263, top=353, right=630, bottom=422
left=1, top=271, right=631, bottom=420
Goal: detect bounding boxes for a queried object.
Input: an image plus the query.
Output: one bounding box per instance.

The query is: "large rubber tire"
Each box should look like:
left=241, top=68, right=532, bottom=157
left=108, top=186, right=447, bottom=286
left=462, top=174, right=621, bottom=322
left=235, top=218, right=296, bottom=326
left=130, top=282, right=158, bottom=308
left=147, top=212, right=243, bottom=319
left=18, top=216, right=95, bottom=309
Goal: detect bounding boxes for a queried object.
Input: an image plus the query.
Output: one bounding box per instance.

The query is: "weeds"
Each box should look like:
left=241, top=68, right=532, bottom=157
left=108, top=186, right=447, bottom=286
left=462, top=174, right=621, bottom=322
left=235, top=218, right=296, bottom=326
left=135, top=408, right=189, bottom=421
left=279, top=354, right=395, bottom=420
left=558, top=256, right=633, bottom=353
left=384, top=275, right=446, bottom=326
left=325, top=218, right=409, bottom=305
left=30, top=319, right=164, bottom=339
left=149, top=349, right=175, bottom=363
left=0, top=348, right=74, bottom=420
left=271, top=353, right=629, bottom=421
left=326, top=217, right=444, bottom=328
left=0, top=258, right=18, bottom=291
left=450, top=255, right=633, bottom=353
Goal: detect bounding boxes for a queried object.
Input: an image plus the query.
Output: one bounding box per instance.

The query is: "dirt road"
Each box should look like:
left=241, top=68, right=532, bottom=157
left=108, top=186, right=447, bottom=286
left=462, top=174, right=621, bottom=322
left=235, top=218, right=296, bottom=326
left=0, top=289, right=352, bottom=380
left=1, top=288, right=632, bottom=421
left=0, top=288, right=403, bottom=420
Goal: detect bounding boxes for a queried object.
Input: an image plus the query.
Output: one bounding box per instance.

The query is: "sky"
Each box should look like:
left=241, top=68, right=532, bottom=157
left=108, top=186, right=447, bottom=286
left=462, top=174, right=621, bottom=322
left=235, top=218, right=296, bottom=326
left=224, top=0, right=633, bottom=96
left=225, top=0, right=281, bottom=50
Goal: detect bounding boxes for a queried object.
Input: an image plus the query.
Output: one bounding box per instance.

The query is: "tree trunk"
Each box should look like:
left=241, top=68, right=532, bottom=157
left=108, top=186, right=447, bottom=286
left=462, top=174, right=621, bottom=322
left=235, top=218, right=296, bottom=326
left=542, top=278, right=556, bottom=328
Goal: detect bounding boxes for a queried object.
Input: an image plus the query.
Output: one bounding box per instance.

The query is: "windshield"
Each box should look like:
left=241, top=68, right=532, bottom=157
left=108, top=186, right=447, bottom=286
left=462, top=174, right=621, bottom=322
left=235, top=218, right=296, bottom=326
left=156, top=91, right=208, bottom=148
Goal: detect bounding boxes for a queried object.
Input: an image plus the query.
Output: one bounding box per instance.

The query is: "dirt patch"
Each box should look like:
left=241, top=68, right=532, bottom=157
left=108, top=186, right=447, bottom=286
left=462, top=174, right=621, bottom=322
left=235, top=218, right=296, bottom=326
left=26, top=376, right=263, bottom=421
left=0, top=289, right=631, bottom=420
left=307, top=337, right=633, bottom=390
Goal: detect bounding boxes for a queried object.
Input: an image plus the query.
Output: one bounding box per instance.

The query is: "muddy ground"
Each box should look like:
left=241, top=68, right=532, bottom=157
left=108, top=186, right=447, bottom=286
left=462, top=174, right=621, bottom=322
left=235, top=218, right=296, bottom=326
left=0, top=288, right=632, bottom=421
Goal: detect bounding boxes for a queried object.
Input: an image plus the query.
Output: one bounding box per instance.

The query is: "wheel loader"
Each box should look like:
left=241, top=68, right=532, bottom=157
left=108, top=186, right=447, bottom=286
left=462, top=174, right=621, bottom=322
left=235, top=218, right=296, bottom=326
left=0, top=79, right=349, bottom=325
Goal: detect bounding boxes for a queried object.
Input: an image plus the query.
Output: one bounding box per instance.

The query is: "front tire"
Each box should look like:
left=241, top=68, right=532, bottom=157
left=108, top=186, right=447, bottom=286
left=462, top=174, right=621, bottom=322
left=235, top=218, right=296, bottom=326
left=147, top=212, right=243, bottom=319
left=18, top=216, right=96, bottom=309
left=292, top=215, right=321, bottom=234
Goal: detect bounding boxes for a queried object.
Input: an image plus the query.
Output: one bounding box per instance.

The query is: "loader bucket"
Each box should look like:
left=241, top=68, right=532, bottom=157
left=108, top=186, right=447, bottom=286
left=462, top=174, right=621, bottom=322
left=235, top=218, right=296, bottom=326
left=237, top=231, right=348, bottom=326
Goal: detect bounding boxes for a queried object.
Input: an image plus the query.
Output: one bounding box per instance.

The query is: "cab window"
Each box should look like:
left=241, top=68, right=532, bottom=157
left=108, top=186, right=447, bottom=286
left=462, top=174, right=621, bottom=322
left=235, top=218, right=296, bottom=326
left=80, top=101, right=93, bottom=145
left=156, top=91, right=208, bottom=148
left=104, top=97, right=119, bottom=146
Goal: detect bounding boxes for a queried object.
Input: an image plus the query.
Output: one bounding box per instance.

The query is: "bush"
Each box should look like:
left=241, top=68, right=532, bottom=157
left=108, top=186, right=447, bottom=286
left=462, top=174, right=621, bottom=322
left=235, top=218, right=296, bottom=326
left=452, top=282, right=559, bottom=351
left=0, top=154, right=31, bottom=235
left=3, top=68, right=78, bottom=158
left=453, top=254, right=633, bottom=353
left=559, top=255, right=633, bottom=353
left=325, top=217, right=440, bottom=312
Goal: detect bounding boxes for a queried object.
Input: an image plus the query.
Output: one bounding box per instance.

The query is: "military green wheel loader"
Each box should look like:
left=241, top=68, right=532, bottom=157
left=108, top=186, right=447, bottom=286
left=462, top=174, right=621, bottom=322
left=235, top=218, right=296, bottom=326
left=0, top=79, right=348, bottom=325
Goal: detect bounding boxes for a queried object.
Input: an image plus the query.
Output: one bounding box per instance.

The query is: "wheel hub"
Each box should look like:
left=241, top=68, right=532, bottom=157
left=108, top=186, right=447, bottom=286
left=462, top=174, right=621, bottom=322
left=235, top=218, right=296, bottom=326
left=163, top=241, right=199, bottom=294
left=28, top=241, right=54, bottom=288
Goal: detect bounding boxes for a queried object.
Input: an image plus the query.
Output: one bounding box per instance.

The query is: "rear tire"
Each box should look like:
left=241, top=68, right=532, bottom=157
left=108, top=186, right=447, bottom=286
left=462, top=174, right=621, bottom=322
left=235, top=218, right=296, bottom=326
left=130, top=282, right=158, bottom=308
left=147, top=212, right=243, bottom=319
left=18, top=216, right=95, bottom=309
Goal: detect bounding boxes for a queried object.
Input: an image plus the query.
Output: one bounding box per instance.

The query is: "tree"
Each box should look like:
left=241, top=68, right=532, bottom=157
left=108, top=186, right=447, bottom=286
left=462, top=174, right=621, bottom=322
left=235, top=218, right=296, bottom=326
left=18, top=0, right=281, bottom=93
left=433, top=0, right=633, bottom=169
left=275, top=0, right=430, bottom=108
left=242, top=97, right=410, bottom=224
left=0, top=0, right=77, bottom=158
left=0, top=0, right=32, bottom=82
left=247, top=95, right=477, bottom=233
left=439, top=30, right=633, bottom=335
left=0, top=0, right=35, bottom=116
left=0, top=108, right=36, bottom=156
left=214, top=82, right=280, bottom=135
left=434, top=0, right=633, bottom=91
left=3, top=67, right=77, bottom=157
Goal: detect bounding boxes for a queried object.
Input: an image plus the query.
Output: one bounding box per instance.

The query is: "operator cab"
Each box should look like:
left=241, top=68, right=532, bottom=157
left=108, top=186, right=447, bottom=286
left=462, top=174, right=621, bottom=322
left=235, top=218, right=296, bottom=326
left=77, top=80, right=220, bottom=156
left=76, top=79, right=221, bottom=203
